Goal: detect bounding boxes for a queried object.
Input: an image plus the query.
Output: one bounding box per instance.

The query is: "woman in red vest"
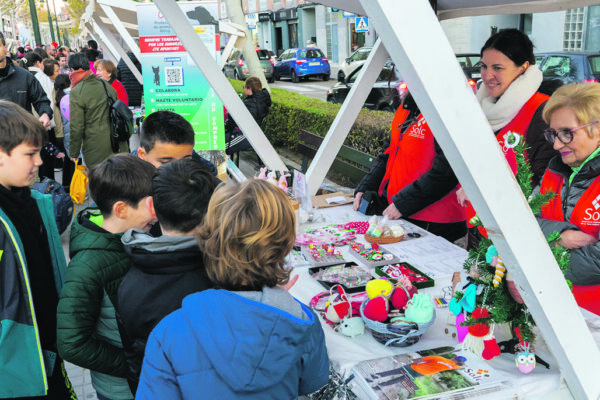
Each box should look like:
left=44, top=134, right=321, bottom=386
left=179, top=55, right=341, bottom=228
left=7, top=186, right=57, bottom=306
left=458, top=29, right=557, bottom=248
left=353, top=95, right=467, bottom=242
left=538, top=82, right=600, bottom=315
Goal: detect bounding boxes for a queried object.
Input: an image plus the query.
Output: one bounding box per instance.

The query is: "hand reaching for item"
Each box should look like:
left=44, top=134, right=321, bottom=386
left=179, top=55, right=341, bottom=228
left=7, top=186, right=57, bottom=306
left=383, top=203, right=402, bottom=220
left=353, top=192, right=363, bottom=211
left=559, top=229, right=597, bottom=249
left=456, top=187, right=468, bottom=207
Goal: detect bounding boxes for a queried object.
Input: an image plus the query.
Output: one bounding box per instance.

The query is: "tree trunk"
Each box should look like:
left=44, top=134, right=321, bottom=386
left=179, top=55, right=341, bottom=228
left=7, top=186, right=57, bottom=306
left=224, top=0, right=269, bottom=91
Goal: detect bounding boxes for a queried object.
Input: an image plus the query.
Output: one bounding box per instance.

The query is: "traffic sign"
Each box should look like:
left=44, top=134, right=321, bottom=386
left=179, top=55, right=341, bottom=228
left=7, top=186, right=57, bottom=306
left=355, top=17, right=369, bottom=32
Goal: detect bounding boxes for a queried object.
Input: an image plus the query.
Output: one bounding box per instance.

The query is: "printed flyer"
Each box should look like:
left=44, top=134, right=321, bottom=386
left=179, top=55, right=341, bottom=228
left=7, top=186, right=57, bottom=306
left=137, top=2, right=224, bottom=151
left=351, top=346, right=509, bottom=399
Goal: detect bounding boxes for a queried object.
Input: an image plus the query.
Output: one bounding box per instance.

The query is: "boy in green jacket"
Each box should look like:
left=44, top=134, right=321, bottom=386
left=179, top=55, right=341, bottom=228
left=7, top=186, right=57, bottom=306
left=57, top=154, right=156, bottom=400
left=0, top=100, right=76, bottom=398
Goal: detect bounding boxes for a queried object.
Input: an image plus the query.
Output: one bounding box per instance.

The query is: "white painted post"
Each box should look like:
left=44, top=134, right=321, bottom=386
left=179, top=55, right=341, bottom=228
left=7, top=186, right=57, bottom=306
left=152, top=0, right=288, bottom=172
left=306, top=38, right=389, bottom=195
left=357, top=0, right=600, bottom=398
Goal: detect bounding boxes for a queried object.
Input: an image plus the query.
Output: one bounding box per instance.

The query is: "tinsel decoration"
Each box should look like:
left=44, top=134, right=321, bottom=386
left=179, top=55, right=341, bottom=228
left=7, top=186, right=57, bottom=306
left=307, top=365, right=358, bottom=400
left=455, top=144, right=571, bottom=347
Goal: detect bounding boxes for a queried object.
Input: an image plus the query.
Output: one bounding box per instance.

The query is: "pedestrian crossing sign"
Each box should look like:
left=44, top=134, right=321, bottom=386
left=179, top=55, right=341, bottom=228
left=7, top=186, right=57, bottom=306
left=355, top=17, right=369, bottom=32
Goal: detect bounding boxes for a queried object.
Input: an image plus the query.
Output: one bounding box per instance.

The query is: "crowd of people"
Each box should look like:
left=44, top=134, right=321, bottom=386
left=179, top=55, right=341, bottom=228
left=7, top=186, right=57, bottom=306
left=0, top=26, right=599, bottom=400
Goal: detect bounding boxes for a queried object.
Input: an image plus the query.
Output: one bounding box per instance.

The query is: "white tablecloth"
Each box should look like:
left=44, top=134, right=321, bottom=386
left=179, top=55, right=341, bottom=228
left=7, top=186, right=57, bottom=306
left=288, top=205, right=599, bottom=399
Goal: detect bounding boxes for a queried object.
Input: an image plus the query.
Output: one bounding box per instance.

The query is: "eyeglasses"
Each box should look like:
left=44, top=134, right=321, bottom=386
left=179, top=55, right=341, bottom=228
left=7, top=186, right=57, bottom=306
left=543, top=121, right=599, bottom=144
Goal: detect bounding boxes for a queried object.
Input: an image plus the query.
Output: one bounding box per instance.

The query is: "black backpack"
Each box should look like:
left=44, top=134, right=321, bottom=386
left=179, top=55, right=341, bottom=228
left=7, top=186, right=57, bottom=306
left=101, top=80, right=133, bottom=153
left=33, top=178, right=74, bottom=234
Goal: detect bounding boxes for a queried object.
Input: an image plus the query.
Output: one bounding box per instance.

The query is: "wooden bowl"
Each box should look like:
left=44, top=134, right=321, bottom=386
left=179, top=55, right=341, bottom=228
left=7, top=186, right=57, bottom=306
left=364, top=233, right=405, bottom=244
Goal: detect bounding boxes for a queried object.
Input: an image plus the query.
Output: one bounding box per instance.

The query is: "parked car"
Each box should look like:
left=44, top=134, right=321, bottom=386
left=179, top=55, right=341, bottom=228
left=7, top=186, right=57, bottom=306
left=338, top=46, right=372, bottom=81
left=273, top=47, right=331, bottom=82
left=327, top=60, right=407, bottom=112
left=327, top=58, right=478, bottom=112
left=536, top=52, right=600, bottom=84
left=456, top=53, right=481, bottom=80
left=222, top=48, right=275, bottom=83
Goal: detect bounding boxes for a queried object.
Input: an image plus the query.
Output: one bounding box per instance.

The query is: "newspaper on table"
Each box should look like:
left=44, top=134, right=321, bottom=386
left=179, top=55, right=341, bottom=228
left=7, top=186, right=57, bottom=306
left=351, top=346, right=509, bottom=400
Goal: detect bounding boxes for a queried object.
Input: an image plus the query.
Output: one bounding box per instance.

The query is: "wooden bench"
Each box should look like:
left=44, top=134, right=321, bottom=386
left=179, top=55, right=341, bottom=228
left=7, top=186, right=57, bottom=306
left=296, top=129, right=375, bottom=183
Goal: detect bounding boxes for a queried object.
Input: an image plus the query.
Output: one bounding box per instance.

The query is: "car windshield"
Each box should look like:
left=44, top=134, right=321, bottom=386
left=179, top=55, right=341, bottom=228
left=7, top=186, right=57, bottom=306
left=541, top=56, right=574, bottom=78
left=356, top=49, right=371, bottom=61
left=256, top=50, right=271, bottom=60
left=299, top=49, right=324, bottom=59
left=588, top=56, right=600, bottom=75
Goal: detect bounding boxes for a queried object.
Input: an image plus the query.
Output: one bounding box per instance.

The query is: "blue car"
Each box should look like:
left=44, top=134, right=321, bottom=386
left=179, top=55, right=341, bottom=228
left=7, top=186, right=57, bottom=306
left=273, top=47, right=331, bottom=82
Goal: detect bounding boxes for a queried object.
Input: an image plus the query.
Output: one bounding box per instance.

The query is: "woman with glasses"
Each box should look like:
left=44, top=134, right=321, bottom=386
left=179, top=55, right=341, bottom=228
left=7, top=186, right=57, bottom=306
left=538, top=82, right=600, bottom=315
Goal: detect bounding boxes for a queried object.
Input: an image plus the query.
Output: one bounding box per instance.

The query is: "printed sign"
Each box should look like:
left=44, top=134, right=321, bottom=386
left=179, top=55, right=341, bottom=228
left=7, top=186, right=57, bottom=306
left=137, top=2, right=224, bottom=151
left=355, top=17, right=369, bottom=32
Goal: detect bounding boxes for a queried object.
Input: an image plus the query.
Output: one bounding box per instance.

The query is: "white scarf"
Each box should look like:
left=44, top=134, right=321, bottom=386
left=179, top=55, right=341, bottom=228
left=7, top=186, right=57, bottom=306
left=476, top=65, right=543, bottom=131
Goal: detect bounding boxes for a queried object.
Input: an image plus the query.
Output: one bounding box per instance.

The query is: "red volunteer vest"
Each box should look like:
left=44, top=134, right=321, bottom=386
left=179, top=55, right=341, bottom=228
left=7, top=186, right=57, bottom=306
left=540, top=170, right=600, bottom=315
left=378, top=109, right=466, bottom=223
left=495, top=92, right=549, bottom=150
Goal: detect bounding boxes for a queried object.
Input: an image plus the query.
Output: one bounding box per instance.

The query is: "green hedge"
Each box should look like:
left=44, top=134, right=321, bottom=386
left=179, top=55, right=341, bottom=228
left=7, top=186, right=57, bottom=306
left=228, top=78, right=393, bottom=156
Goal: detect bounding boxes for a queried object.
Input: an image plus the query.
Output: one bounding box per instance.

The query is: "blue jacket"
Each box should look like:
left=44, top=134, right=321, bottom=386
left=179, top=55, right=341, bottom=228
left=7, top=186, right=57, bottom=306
left=0, top=191, right=67, bottom=398
left=136, top=289, right=329, bottom=400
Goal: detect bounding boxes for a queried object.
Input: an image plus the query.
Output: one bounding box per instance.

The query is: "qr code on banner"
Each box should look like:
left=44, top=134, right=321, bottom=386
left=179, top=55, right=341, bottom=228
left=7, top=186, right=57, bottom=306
left=165, top=66, right=184, bottom=86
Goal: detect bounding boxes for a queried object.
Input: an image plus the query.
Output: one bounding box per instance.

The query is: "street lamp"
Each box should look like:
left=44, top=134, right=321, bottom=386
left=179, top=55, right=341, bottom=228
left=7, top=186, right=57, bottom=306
left=27, top=0, right=42, bottom=46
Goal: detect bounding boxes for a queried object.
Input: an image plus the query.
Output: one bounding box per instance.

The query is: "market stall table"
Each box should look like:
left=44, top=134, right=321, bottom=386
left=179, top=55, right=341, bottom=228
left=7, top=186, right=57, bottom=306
left=288, top=205, right=600, bottom=399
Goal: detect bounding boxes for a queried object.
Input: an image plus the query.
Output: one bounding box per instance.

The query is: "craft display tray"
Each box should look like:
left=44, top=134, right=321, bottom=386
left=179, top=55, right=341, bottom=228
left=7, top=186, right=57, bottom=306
left=301, top=246, right=347, bottom=267
left=346, top=243, right=402, bottom=268
left=375, top=262, right=435, bottom=289
left=309, top=262, right=374, bottom=294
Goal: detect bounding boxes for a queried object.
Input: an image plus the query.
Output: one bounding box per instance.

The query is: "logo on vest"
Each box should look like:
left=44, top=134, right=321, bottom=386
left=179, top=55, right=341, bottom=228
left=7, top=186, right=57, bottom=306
left=408, top=118, right=427, bottom=139
left=583, top=194, right=600, bottom=224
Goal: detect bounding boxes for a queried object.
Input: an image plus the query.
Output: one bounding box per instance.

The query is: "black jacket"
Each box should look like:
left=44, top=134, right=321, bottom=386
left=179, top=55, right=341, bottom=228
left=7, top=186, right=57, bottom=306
left=117, top=52, right=143, bottom=107
left=116, top=230, right=212, bottom=394
left=355, top=138, right=459, bottom=218
left=520, top=103, right=558, bottom=189
left=225, top=88, right=272, bottom=133
left=536, top=155, right=600, bottom=285
left=0, top=62, right=53, bottom=119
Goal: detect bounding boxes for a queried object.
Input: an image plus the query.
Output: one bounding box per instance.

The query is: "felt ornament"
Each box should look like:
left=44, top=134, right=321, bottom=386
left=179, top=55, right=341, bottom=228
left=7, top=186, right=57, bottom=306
left=516, top=343, right=536, bottom=374
left=324, top=285, right=351, bottom=323
left=482, top=338, right=501, bottom=360
left=455, top=313, right=468, bottom=343
left=366, top=278, right=393, bottom=300
left=390, top=284, right=418, bottom=310
left=468, top=307, right=490, bottom=337
left=257, top=167, right=268, bottom=180
left=337, top=317, right=365, bottom=337
left=363, top=296, right=389, bottom=322
left=485, top=245, right=506, bottom=287
left=449, top=284, right=476, bottom=316
left=278, top=170, right=290, bottom=192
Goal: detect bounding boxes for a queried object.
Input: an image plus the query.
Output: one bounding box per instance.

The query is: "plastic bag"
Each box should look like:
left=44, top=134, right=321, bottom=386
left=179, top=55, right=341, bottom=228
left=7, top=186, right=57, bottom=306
left=70, top=160, right=88, bottom=205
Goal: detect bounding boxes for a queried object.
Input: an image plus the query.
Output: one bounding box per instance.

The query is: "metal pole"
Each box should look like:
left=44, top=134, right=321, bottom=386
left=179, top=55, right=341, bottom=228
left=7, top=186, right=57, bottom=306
left=46, top=0, right=55, bottom=43
left=28, top=0, right=42, bottom=46
left=51, top=0, right=60, bottom=44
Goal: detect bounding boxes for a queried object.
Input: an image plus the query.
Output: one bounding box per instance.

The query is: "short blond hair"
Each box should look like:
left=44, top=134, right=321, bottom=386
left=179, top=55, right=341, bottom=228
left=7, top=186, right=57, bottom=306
left=196, top=179, right=295, bottom=291
left=543, top=82, right=600, bottom=138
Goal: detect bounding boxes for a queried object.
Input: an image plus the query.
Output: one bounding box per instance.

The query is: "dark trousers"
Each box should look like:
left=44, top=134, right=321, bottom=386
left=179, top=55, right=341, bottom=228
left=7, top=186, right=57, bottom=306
left=56, top=138, right=74, bottom=188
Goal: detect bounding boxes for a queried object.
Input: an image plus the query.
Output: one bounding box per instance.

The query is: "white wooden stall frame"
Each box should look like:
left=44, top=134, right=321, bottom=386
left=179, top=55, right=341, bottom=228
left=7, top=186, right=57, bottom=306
left=84, top=1, right=600, bottom=397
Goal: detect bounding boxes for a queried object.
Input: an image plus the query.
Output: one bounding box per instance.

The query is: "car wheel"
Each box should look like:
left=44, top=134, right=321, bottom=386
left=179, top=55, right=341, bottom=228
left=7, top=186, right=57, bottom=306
left=337, top=71, right=345, bottom=81
left=273, top=71, right=279, bottom=81
left=268, top=75, right=275, bottom=83
left=291, top=69, right=298, bottom=83
left=323, top=74, right=330, bottom=81
left=380, top=105, right=394, bottom=113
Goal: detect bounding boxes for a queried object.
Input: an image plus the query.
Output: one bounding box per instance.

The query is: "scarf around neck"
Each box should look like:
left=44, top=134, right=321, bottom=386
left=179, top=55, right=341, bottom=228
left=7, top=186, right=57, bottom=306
left=70, top=69, right=93, bottom=88
left=476, top=65, right=543, bottom=131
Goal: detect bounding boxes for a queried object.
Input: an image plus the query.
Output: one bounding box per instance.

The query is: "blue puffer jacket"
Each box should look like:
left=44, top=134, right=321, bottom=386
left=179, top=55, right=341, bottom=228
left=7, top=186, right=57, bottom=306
left=136, top=288, right=329, bottom=400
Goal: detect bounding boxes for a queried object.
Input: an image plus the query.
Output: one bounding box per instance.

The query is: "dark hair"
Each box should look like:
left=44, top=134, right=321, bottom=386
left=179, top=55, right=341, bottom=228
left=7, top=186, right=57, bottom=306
left=152, top=158, right=218, bottom=233
left=89, top=154, right=156, bottom=217
left=20, top=52, right=43, bottom=70
left=33, top=47, right=49, bottom=60
left=57, top=46, right=67, bottom=53
left=140, top=110, right=194, bottom=151
left=0, top=100, right=46, bottom=154
left=43, top=58, right=59, bottom=77
left=56, top=52, right=66, bottom=61
left=480, top=28, right=535, bottom=66
left=244, top=76, right=262, bottom=95
left=17, top=46, right=25, bottom=54
left=87, top=39, right=98, bottom=50
left=84, top=48, right=99, bottom=62
left=68, top=52, right=90, bottom=71
left=54, top=74, right=71, bottom=105
left=0, top=32, right=5, bottom=46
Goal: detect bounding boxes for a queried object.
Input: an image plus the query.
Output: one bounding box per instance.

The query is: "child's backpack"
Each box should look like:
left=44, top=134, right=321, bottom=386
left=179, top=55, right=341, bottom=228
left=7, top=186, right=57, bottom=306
left=33, top=178, right=74, bottom=234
